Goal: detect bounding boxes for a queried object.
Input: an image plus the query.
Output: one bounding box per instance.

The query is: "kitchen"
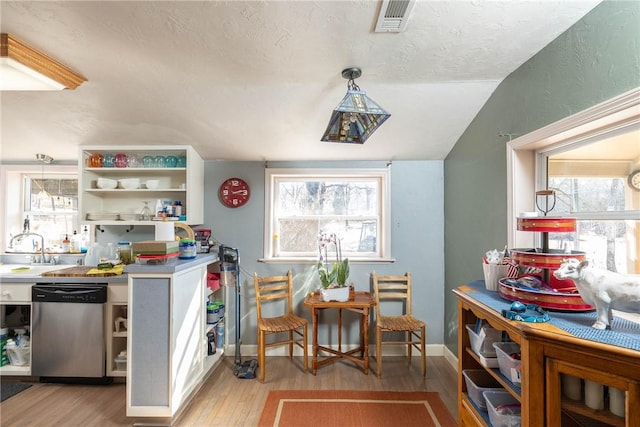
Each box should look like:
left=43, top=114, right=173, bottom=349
left=1, top=1, right=639, bottom=426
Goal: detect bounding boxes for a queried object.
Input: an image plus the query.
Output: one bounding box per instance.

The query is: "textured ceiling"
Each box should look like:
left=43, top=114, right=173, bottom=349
left=0, top=0, right=602, bottom=162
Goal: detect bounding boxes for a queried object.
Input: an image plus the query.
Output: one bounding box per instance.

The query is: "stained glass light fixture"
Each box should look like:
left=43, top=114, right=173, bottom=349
left=321, top=67, right=390, bottom=144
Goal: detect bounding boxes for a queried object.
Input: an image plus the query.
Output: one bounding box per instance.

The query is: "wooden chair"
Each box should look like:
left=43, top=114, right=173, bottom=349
left=371, top=271, right=426, bottom=378
left=253, top=270, right=308, bottom=382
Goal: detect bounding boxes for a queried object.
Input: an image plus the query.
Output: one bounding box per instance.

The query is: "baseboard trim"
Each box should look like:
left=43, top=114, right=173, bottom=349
left=230, top=343, right=449, bottom=358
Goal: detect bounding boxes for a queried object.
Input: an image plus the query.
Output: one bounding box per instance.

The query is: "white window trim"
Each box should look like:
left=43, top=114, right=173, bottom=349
left=262, top=167, right=392, bottom=263
left=506, top=87, right=640, bottom=250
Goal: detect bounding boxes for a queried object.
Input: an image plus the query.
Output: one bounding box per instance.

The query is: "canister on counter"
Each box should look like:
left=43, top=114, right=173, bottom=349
left=179, top=239, right=197, bottom=259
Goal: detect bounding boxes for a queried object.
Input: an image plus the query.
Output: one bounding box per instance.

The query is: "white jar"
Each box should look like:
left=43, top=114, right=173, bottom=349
left=584, top=380, right=604, bottom=410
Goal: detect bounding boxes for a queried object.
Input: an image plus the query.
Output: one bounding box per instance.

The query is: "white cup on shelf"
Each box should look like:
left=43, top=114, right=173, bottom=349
left=561, top=374, right=582, bottom=401
left=609, top=387, right=625, bottom=417
left=584, top=380, right=604, bottom=410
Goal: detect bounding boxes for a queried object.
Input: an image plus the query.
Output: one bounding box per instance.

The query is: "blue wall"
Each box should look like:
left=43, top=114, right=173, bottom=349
left=204, top=160, right=445, bottom=348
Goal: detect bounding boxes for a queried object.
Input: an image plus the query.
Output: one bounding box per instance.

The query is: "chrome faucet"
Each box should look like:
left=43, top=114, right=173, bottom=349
left=9, top=232, right=46, bottom=264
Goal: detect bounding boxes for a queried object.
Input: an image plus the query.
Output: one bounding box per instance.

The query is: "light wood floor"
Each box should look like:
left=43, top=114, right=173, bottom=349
left=0, top=356, right=457, bottom=426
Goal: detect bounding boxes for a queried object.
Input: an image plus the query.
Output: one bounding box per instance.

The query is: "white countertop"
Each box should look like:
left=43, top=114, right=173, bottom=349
left=0, top=254, right=218, bottom=284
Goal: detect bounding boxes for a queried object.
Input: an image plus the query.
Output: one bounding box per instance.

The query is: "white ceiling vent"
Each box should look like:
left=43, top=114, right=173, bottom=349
left=374, top=0, right=416, bottom=33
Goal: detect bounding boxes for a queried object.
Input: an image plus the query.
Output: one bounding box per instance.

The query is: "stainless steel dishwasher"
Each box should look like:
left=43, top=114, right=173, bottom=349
left=31, top=284, right=108, bottom=381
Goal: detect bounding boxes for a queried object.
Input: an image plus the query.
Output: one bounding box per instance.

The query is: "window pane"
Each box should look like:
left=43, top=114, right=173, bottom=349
left=277, top=179, right=378, bottom=216
left=549, top=177, right=628, bottom=214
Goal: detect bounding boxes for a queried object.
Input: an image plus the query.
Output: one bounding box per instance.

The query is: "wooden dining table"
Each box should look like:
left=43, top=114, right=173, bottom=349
left=303, top=291, right=376, bottom=375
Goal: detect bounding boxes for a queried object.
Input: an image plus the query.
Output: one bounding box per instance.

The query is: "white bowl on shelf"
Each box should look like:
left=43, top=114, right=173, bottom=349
left=145, top=179, right=160, bottom=189
left=97, top=177, right=117, bottom=189
left=118, top=178, right=140, bottom=189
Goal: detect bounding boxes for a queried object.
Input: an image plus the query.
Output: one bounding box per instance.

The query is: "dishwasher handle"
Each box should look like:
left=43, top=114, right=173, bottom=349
left=32, top=285, right=107, bottom=303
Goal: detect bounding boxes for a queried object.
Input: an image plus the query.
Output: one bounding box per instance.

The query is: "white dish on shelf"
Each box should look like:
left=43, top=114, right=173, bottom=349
left=97, top=177, right=117, bottom=189
left=118, top=178, right=140, bottom=189
left=145, top=179, right=160, bottom=189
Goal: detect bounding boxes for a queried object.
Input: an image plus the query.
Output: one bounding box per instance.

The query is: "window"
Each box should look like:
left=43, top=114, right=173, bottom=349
left=20, top=174, right=79, bottom=251
left=264, top=168, right=390, bottom=261
left=507, top=88, right=639, bottom=274
left=2, top=165, right=78, bottom=253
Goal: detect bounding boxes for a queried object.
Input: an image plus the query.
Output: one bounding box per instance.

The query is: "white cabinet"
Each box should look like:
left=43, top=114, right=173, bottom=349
left=0, top=283, right=32, bottom=375
left=78, top=145, right=204, bottom=226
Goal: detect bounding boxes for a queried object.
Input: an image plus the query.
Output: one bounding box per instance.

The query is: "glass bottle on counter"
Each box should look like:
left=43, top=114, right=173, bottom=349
left=140, top=201, right=152, bottom=221
left=154, top=199, right=163, bottom=218
left=117, top=241, right=132, bottom=265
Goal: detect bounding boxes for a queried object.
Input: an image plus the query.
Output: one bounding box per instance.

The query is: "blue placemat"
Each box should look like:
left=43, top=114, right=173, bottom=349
left=464, top=280, right=640, bottom=352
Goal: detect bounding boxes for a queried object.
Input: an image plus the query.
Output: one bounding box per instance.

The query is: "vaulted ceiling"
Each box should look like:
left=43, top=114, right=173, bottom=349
left=0, top=0, right=602, bottom=163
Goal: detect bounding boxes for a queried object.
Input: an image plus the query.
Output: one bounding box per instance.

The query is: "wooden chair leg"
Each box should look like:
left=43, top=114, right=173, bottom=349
left=302, top=326, right=308, bottom=371
left=259, top=330, right=266, bottom=382
left=376, top=327, right=382, bottom=378
left=289, top=330, right=293, bottom=359
left=407, top=331, right=412, bottom=364
left=420, top=326, right=427, bottom=377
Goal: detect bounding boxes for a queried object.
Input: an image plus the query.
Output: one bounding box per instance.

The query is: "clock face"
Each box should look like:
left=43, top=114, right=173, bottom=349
left=629, top=170, right=640, bottom=191
left=219, top=177, right=250, bottom=208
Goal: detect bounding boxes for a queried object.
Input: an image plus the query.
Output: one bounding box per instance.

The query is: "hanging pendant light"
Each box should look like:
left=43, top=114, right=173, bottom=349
left=34, top=153, right=53, bottom=209
left=321, top=67, right=391, bottom=144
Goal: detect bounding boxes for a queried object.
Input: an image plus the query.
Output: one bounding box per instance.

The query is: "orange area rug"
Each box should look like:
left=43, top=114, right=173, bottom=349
left=258, top=390, right=456, bottom=426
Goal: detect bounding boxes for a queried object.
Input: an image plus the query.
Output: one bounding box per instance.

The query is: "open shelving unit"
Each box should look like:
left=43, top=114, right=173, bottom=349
left=78, top=145, right=204, bottom=226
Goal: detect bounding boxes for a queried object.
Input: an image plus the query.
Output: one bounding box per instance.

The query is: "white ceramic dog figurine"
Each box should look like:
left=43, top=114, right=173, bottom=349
left=553, top=259, right=640, bottom=329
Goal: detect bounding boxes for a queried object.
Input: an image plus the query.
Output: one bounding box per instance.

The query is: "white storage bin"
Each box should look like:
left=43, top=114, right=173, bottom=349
left=484, top=390, right=521, bottom=427
left=114, top=356, right=127, bottom=371
left=466, top=324, right=502, bottom=357
left=462, top=369, right=503, bottom=409
left=493, top=342, right=522, bottom=383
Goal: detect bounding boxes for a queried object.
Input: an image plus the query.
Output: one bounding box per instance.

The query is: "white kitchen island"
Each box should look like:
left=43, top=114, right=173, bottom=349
left=125, top=253, right=223, bottom=420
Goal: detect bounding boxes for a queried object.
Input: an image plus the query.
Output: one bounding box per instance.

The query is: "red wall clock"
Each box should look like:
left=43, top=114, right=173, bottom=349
left=219, top=177, right=250, bottom=208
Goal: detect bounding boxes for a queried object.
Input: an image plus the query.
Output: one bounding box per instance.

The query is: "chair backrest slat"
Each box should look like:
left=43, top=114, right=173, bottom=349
left=254, top=270, right=294, bottom=318
left=372, top=271, right=413, bottom=317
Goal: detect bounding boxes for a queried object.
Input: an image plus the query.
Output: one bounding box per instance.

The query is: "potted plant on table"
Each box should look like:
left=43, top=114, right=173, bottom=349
left=317, top=231, right=350, bottom=302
